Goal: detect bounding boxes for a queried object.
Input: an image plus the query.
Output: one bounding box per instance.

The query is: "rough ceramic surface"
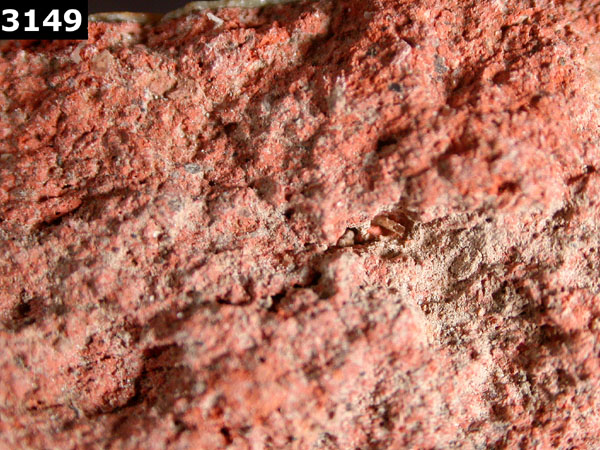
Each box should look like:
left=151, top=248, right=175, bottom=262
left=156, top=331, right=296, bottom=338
left=1, top=0, right=600, bottom=448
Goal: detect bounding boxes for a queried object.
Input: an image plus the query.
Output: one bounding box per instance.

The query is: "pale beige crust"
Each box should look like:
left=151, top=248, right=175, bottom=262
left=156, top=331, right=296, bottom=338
left=89, top=0, right=303, bottom=24
left=88, top=12, right=163, bottom=24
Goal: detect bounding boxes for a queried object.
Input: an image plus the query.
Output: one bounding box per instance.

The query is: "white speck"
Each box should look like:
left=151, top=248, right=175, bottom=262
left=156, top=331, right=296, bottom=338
left=70, top=42, right=86, bottom=64
left=206, top=12, right=224, bottom=27
left=392, top=40, right=412, bottom=67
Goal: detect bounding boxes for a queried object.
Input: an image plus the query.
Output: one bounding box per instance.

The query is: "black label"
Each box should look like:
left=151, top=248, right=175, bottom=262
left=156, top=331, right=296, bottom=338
left=0, top=5, right=88, bottom=40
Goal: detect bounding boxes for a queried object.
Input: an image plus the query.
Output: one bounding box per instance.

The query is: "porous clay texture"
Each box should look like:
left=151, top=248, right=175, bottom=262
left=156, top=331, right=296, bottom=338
left=1, top=1, right=600, bottom=448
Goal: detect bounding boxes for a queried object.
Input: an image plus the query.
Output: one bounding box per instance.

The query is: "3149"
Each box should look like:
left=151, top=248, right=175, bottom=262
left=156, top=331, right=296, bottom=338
left=2, top=9, right=82, bottom=32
